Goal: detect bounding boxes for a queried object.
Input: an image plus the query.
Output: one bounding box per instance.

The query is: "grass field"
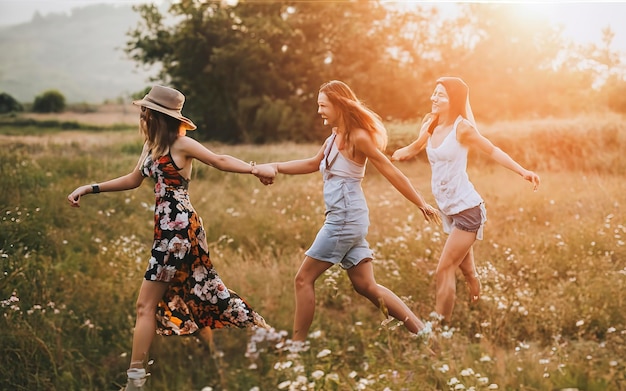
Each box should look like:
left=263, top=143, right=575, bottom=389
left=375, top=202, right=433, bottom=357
left=0, top=112, right=625, bottom=390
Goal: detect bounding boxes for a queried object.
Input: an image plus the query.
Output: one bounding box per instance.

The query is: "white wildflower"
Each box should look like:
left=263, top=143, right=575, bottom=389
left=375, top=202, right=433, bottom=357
left=317, top=349, right=332, bottom=358
left=311, top=370, right=324, bottom=380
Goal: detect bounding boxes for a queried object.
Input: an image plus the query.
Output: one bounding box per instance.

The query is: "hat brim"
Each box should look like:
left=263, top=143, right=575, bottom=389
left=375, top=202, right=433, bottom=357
left=132, top=99, right=197, bottom=130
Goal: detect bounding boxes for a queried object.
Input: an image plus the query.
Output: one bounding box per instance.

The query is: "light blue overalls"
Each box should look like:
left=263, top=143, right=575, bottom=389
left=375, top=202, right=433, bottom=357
left=305, top=133, right=374, bottom=269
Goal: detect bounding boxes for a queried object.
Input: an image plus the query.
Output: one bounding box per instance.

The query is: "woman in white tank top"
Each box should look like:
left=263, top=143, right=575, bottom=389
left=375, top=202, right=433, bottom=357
left=392, top=77, right=541, bottom=324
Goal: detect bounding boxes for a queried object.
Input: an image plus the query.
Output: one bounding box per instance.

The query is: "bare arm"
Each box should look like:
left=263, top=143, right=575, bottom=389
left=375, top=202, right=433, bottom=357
left=173, top=136, right=276, bottom=178
left=354, top=129, right=440, bottom=223
left=67, top=145, right=148, bottom=207
left=252, top=142, right=326, bottom=179
left=391, top=114, right=435, bottom=161
left=273, top=144, right=326, bottom=175
left=458, top=120, right=541, bottom=191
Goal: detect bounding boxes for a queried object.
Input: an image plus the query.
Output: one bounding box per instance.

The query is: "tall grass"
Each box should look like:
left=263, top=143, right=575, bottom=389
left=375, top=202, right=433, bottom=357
left=1, top=114, right=625, bottom=390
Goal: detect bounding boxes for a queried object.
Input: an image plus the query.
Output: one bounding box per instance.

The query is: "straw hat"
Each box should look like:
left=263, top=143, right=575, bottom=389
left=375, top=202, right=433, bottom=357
left=132, top=85, right=197, bottom=130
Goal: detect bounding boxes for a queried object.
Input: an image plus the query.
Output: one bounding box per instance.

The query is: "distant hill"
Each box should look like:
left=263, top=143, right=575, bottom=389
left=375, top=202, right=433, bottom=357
left=0, top=3, right=159, bottom=103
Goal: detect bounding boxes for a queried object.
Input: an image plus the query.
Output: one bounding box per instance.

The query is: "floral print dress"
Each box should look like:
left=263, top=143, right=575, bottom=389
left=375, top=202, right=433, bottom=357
left=141, top=152, right=268, bottom=335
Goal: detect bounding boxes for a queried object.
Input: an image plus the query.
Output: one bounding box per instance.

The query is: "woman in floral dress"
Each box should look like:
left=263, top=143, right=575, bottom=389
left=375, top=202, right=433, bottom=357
left=67, top=85, right=275, bottom=390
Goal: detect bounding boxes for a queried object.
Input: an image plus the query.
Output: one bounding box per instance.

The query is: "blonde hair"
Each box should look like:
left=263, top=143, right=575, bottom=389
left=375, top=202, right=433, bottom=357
left=139, top=107, right=183, bottom=159
left=319, top=80, right=388, bottom=155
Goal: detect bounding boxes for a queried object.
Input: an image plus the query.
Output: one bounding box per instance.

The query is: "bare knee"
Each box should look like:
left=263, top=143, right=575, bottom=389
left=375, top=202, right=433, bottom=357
left=294, top=271, right=314, bottom=291
left=435, top=264, right=456, bottom=283
left=135, top=298, right=156, bottom=319
left=352, top=280, right=377, bottom=297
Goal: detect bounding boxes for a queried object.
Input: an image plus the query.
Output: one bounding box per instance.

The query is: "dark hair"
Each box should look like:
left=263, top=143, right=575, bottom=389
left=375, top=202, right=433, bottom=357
left=427, top=77, right=469, bottom=134
left=436, top=77, right=468, bottom=119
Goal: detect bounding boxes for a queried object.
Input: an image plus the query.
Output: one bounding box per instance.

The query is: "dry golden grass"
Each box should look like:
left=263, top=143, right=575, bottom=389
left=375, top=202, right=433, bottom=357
left=0, top=104, right=140, bottom=146
left=2, top=113, right=625, bottom=390
left=0, top=129, right=139, bottom=147
left=20, top=103, right=140, bottom=126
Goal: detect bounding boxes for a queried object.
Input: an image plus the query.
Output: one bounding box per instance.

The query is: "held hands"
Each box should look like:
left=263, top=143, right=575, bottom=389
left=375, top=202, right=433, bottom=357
left=253, top=163, right=277, bottom=186
left=419, top=204, right=442, bottom=225
left=390, top=146, right=412, bottom=162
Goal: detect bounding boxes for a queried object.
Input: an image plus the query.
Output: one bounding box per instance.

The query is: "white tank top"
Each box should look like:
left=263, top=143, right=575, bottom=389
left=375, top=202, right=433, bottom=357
left=320, top=133, right=366, bottom=179
left=426, top=116, right=483, bottom=215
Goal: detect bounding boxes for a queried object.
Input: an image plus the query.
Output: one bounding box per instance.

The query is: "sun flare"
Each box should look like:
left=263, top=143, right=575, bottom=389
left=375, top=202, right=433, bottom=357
left=510, top=2, right=562, bottom=25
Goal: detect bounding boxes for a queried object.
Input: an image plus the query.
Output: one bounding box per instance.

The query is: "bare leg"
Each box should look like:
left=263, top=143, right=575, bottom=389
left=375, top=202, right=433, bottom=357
left=347, top=260, right=426, bottom=333
left=458, top=247, right=481, bottom=302
left=435, top=228, right=476, bottom=321
left=292, top=256, right=333, bottom=341
left=129, top=280, right=169, bottom=368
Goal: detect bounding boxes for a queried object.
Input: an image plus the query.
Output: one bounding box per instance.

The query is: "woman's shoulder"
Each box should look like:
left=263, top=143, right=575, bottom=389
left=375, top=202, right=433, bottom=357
left=456, top=117, right=476, bottom=133
left=351, top=127, right=374, bottom=143
left=170, top=135, right=207, bottom=159
left=350, top=127, right=383, bottom=158
left=456, top=117, right=481, bottom=146
left=171, top=134, right=201, bottom=149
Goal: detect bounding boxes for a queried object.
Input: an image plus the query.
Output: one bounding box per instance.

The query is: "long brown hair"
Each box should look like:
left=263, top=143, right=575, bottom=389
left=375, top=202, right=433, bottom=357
left=427, top=77, right=469, bottom=134
left=139, top=107, right=183, bottom=159
left=319, top=80, right=388, bottom=155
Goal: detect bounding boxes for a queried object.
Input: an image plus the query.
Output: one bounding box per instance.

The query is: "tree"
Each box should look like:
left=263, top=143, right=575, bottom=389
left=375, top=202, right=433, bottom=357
left=131, top=86, right=152, bottom=101
left=578, top=26, right=625, bottom=112
left=32, top=90, right=65, bottom=113
left=127, top=1, right=297, bottom=142
left=126, top=0, right=438, bottom=142
left=0, top=92, right=23, bottom=113
left=602, top=74, right=626, bottom=114
left=281, top=1, right=437, bottom=122
left=126, top=1, right=621, bottom=142
left=440, top=4, right=579, bottom=121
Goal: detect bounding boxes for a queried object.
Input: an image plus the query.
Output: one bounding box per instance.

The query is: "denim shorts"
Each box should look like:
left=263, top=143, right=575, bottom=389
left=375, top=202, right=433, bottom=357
left=306, top=175, right=373, bottom=269
left=442, top=203, right=487, bottom=240
left=305, top=222, right=373, bottom=269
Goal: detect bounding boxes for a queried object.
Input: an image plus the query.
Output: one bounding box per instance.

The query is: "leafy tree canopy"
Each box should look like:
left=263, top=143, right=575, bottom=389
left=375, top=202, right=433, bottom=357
left=0, top=92, right=23, bottom=113
left=32, top=90, right=65, bottom=113
left=126, top=1, right=625, bottom=143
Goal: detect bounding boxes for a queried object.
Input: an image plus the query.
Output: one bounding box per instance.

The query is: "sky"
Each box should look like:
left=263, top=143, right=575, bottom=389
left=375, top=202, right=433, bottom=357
left=0, top=0, right=159, bottom=26
left=505, top=1, right=626, bottom=52
left=1, top=0, right=626, bottom=52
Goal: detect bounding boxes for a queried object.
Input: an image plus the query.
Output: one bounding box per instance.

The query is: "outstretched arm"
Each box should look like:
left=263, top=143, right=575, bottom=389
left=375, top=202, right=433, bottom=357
left=274, top=144, right=326, bottom=175
left=67, top=144, right=148, bottom=207
left=253, top=142, right=327, bottom=180
left=174, top=136, right=276, bottom=179
left=354, top=129, right=440, bottom=223
left=391, top=114, right=435, bottom=161
left=458, top=120, right=541, bottom=191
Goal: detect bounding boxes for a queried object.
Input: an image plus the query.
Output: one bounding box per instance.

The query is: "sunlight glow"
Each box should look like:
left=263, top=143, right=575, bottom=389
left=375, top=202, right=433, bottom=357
left=508, top=3, right=560, bottom=26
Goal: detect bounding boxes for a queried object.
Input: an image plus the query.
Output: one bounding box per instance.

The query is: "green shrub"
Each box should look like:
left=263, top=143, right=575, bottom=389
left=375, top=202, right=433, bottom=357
left=0, top=92, right=23, bottom=113
left=32, top=90, right=66, bottom=113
